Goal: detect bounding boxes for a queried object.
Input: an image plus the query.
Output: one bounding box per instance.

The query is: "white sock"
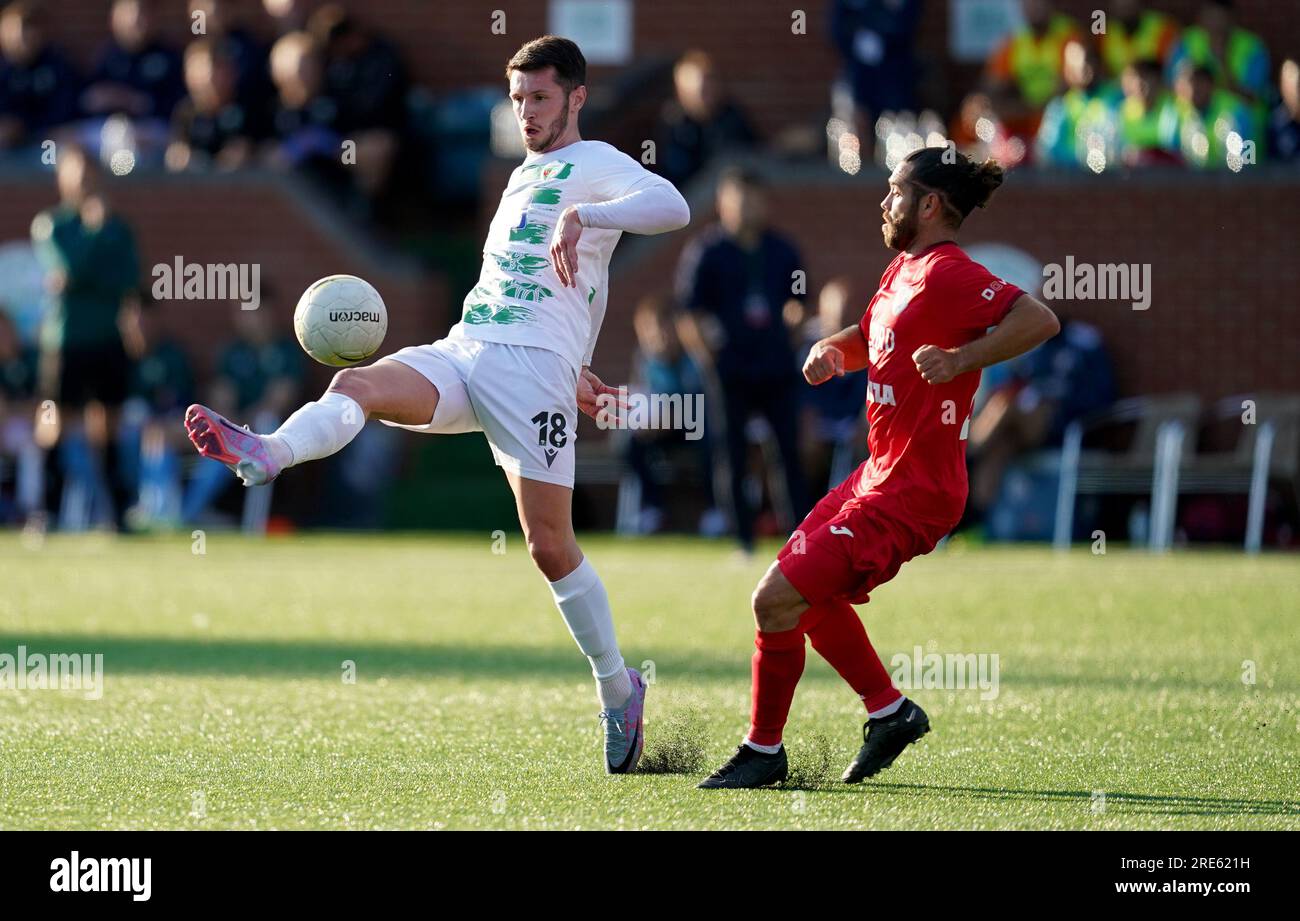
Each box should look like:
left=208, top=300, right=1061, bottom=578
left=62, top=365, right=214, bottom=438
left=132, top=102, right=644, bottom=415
left=744, top=738, right=782, bottom=755
left=869, top=696, right=907, bottom=720
left=548, top=558, right=633, bottom=709
left=270, top=391, right=365, bottom=468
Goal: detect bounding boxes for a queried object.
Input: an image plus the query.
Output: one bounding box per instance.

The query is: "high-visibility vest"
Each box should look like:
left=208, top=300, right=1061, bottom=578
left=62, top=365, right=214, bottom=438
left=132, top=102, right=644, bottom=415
left=1175, top=89, right=1253, bottom=168
left=1036, top=83, right=1122, bottom=166
left=1007, top=15, right=1081, bottom=108
left=1101, top=11, right=1179, bottom=76
left=1119, top=91, right=1180, bottom=155
left=1175, top=26, right=1269, bottom=96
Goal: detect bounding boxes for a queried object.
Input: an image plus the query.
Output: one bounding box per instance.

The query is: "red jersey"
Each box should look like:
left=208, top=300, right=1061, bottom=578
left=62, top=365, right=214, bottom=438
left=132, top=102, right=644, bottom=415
left=856, top=242, right=1024, bottom=526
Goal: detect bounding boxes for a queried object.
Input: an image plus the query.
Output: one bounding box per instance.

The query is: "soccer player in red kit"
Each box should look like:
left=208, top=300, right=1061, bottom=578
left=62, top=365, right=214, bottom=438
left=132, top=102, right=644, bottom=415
left=699, top=147, right=1060, bottom=789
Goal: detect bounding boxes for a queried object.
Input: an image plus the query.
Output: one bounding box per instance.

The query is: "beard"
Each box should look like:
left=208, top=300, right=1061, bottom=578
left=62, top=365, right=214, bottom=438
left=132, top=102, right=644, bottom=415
left=523, top=101, right=570, bottom=153
left=882, top=201, right=920, bottom=251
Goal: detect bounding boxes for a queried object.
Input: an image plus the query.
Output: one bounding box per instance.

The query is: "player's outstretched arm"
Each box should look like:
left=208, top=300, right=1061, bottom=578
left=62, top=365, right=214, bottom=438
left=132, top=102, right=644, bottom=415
left=913, top=294, right=1059, bottom=385
left=574, top=175, right=690, bottom=236
left=552, top=177, right=690, bottom=287
left=804, top=324, right=870, bottom=385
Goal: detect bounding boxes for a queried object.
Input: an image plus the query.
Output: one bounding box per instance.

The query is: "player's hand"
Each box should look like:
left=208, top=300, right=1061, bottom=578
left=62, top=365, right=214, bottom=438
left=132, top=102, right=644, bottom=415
left=803, top=342, right=845, bottom=385
left=577, top=367, right=626, bottom=422
left=550, top=207, right=583, bottom=288
left=912, top=344, right=962, bottom=384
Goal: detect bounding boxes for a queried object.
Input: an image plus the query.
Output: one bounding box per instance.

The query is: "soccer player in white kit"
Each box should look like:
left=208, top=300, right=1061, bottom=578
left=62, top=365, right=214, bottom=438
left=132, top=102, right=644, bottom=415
left=182, top=36, right=691, bottom=774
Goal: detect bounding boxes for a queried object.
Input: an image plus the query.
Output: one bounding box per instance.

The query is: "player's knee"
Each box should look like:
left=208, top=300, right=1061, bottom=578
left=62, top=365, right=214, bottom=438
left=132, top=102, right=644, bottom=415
left=752, top=579, right=799, bottom=633
left=326, top=367, right=372, bottom=410
left=526, top=528, right=574, bottom=581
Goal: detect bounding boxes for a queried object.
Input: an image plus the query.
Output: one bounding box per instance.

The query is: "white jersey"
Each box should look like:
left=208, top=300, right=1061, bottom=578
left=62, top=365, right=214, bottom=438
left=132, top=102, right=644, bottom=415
left=449, top=139, right=685, bottom=372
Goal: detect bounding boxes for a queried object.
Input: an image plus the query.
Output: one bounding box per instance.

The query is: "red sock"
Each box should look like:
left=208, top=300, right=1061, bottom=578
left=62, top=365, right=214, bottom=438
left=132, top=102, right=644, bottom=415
left=747, top=628, right=806, bottom=747
left=802, top=601, right=901, bottom=714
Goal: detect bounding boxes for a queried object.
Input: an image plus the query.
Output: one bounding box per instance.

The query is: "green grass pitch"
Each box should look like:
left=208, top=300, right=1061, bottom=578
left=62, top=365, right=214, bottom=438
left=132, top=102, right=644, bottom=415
left=1, top=532, right=1297, bottom=830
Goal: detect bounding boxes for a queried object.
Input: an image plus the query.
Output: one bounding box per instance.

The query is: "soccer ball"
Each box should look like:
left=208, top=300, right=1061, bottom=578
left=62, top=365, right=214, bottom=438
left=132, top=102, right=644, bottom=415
left=294, top=274, right=388, bottom=367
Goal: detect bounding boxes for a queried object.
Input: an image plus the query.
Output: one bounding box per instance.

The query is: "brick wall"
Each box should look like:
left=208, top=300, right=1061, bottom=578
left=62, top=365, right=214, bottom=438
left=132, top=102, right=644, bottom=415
left=6, top=160, right=1295, bottom=409
left=599, top=165, right=1300, bottom=403
left=0, top=173, right=448, bottom=383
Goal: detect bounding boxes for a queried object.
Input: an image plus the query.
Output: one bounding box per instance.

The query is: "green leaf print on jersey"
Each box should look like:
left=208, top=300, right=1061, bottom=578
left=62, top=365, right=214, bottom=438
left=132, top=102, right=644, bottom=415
left=588, top=286, right=597, bottom=304
left=530, top=186, right=563, bottom=206
left=498, top=279, right=553, bottom=303
left=509, top=221, right=550, bottom=245
left=462, top=303, right=537, bottom=325
left=491, top=252, right=550, bottom=276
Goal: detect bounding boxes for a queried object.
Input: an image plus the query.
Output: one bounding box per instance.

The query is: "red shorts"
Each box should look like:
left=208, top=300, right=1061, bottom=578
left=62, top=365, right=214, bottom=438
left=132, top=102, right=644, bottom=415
left=777, top=466, right=956, bottom=606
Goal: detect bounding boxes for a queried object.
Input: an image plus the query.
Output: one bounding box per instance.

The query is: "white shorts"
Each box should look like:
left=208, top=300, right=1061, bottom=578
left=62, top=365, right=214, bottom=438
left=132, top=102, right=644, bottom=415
left=380, top=337, right=579, bottom=488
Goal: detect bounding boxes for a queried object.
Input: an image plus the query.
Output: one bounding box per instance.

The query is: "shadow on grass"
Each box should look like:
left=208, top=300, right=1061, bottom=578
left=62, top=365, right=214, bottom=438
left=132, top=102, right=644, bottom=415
left=842, top=782, right=1300, bottom=817
left=0, top=632, right=753, bottom=681
left=1, top=633, right=1283, bottom=694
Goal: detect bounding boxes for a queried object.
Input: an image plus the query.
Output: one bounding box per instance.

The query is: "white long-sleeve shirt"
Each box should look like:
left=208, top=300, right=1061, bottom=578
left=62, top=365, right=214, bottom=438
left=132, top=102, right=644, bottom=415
left=451, top=140, right=689, bottom=371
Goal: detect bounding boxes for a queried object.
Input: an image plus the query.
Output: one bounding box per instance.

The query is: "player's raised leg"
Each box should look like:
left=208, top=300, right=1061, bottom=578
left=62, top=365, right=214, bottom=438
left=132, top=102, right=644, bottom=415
left=506, top=470, right=645, bottom=774
left=184, top=358, right=439, bottom=485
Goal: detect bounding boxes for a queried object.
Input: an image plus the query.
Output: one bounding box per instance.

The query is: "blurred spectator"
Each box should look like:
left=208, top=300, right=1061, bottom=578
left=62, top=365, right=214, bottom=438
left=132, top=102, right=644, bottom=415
left=0, top=308, right=41, bottom=523
left=981, top=0, right=1083, bottom=140
left=829, top=0, right=922, bottom=157
left=308, top=4, right=407, bottom=201
left=797, top=277, right=867, bottom=495
left=1172, top=62, right=1252, bottom=169
left=208, top=300, right=302, bottom=420
left=121, top=296, right=193, bottom=419
left=30, top=145, right=140, bottom=529
left=1117, top=58, right=1180, bottom=166
left=263, top=0, right=311, bottom=37
left=966, top=317, right=1115, bottom=526
left=655, top=50, right=757, bottom=188
left=676, top=167, right=809, bottom=553
left=264, top=30, right=350, bottom=200
left=1269, top=58, right=1300, bottom=162
left=1036, top=39, right=1122, bottom=169
left=188, top=0, right=269, bottom=113
left=82, top=0, right=185, bottom=125
left=182, top=297, right=302, bottom=524
left=1168, top=0, right=1270, bottom=105
left=0, top=0, right=80, bottom=151
left=167, top=38, right=262, bottom=171
left=621, top=294, right=719, bottom=536
left=310, top=5, right=407, bottom=134
left=117, top=292, right=194, bottom=527
left=1099, top=0, right=1181, bottom=78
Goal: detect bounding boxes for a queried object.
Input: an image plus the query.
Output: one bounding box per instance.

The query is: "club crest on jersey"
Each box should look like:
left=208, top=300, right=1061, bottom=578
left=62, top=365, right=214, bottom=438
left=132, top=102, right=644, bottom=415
left=521, top=160, right=574, bottom=182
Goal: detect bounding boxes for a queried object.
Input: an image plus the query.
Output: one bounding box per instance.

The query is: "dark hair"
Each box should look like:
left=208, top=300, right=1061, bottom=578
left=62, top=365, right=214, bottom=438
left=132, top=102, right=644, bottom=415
left=185, top=36, right=236, bottom=67
left=902, top=146, right=1004, bottom=225
left=717, top=164, right=764, bottom=192
left=506, top=36, right=586, bottom=95
left=308, top=3, right=358, bottom=46
left=1133, top=57, right=1164, bottom=79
